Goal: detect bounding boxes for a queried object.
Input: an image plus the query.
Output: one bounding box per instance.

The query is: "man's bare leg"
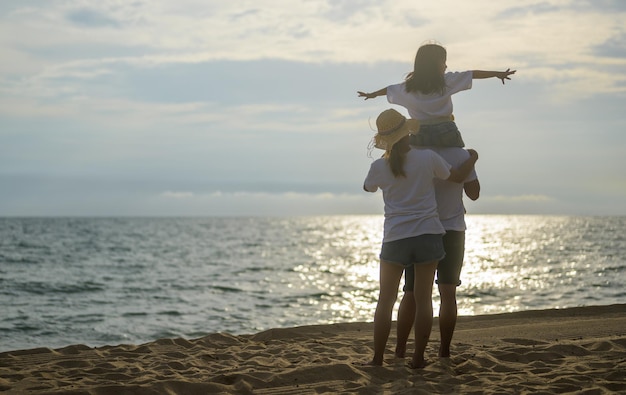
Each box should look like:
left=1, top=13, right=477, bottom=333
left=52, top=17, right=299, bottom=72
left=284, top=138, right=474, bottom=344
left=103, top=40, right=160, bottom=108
left=395, top=291, right=415, bottom=357
left=409, top=261, right=437, bottom=369
left=438, top=283, right=457, bottom=357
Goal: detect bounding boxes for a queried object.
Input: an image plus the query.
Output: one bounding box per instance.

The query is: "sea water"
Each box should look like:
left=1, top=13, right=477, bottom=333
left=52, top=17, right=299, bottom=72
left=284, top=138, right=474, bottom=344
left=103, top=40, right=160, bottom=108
left=1, top=215, right=624, bottom=352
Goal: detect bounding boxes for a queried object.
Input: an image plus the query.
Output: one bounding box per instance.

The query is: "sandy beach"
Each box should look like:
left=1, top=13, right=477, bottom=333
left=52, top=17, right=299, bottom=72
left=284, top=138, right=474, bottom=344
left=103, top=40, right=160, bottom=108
left=1, top=304, right=625, bottom=394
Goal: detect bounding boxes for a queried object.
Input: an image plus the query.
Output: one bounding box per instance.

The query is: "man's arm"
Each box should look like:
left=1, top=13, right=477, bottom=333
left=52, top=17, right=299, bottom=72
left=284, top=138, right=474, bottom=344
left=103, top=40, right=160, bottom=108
left=464, top=179, right=480, bottom=200
left=472, top=69, right=516, bottom=84
left=446, top=149, right=478, bottom=183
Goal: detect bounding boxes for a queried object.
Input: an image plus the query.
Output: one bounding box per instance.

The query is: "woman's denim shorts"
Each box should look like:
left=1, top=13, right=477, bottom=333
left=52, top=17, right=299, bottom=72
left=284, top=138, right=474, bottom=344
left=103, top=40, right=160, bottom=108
left=380, top=233, right=445, bottom=268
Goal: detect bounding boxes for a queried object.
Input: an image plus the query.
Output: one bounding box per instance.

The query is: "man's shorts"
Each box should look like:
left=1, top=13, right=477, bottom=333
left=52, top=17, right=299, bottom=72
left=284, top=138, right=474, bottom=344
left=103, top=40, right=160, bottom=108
left=403, top=230, right=465, bottom=291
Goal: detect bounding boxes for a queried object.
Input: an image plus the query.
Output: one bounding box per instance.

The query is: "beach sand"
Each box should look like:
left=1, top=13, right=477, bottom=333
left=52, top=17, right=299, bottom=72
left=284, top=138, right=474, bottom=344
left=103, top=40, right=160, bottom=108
left=1, top=304, right=625, bottom=394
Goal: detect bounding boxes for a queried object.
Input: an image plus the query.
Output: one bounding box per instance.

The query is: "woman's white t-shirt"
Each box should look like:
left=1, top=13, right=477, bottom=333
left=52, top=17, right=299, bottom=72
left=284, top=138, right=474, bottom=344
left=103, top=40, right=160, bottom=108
left=364, top=148, right=451, bottom=242
left=386, top=71, right=473, bottom=121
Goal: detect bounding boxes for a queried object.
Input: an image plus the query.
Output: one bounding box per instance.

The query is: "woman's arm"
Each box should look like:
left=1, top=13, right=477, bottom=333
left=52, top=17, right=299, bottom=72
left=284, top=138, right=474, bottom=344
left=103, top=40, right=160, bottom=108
left=357, top=87, right=387, bottom=100
left=472, top=69, right=516, bottom=84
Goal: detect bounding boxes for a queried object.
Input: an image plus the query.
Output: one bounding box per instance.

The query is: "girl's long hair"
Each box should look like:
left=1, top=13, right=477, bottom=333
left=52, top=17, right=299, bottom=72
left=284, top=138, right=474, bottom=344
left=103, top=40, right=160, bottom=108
left=404, top=44, right=447, bottom=95
left=383, top=139, right=408, bottom=178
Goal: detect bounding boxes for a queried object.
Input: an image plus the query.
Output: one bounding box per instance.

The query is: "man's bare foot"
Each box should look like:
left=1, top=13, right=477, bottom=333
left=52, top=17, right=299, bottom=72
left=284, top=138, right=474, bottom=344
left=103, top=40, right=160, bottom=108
left=354, top=358, right=383, bottom=367
left=408, top=356, right=427, bottom=369
left=439, top=347, right=451, bottom=358
left=395, top=344, right=406, bottom=358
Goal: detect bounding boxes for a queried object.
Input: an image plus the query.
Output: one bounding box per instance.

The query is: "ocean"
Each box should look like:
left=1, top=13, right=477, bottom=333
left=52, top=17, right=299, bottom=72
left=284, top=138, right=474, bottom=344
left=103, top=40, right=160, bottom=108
left=1, top=215, right=624, bottom=352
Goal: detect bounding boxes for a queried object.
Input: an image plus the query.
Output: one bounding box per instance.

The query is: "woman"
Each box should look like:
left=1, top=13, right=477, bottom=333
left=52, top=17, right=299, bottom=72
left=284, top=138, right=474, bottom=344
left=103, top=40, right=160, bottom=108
left=363, top=108, right=477, bottom=368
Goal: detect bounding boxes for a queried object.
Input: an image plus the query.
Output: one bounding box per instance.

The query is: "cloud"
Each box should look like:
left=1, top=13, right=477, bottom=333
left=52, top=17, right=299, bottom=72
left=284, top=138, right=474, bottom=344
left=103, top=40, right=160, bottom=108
left=323, top=0, right=379, bottom=21
left=160, top=191, right=195, bottom=199
left=593, top=32, right=626, bottom=58
left=1, top=1, right=625, bottom=217
left=2, top=1, right=623, bottom=113
left=577, top=0, right=626, bottom=12
left=496, top=3, right=562, bottom=18
left=66, top=8, right=120, bottom=27
left=149, top=190, right=382, bottom=217
left=489, top=195, right=554, bottom=202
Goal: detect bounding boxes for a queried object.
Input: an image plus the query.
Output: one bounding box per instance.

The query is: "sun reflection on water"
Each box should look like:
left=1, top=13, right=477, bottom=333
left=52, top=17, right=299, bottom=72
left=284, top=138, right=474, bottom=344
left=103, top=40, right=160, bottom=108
left=289, top=216, right=383, bottom=324
left=311, top=215, right=625, bottom=324
left=3, top=216, right=622, bottom=350
left=460, top=215, right=602, bottom=315
left=257, top=215, right=623, bottom=329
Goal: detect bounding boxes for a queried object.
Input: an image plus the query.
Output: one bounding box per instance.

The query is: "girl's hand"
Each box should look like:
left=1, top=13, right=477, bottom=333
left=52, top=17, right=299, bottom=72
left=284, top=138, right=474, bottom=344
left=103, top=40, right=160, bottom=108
left=358, top=88, right=387, bottom=100
left=497, top=69, right=516, bottom=84
left=357, top=91, right=375, bottom=100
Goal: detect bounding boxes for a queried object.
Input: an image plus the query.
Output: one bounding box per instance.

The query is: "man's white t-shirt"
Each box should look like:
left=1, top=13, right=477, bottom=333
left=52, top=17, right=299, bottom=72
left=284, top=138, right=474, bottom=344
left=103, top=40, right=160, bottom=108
left=386, top=71, right=473, bottom=121
left=431, top=147, right=478, bottom=231
left=364, top=148, right=451, bottom=242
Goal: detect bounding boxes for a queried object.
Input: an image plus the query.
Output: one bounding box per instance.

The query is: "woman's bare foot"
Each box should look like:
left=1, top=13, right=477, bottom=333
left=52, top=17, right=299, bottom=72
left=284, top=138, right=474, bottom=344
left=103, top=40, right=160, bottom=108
left=439, top=346, right=451, bottom=358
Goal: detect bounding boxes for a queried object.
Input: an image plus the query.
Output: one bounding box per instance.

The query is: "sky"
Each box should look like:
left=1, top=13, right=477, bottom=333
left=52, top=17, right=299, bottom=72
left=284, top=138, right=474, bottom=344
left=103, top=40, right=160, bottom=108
left=1, top=0, right=625, bottom=217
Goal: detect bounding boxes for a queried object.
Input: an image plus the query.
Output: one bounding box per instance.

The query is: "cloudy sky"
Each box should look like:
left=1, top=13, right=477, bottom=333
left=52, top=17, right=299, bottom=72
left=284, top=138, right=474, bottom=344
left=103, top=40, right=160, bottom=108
left=1, top=0, right=625, bottom=216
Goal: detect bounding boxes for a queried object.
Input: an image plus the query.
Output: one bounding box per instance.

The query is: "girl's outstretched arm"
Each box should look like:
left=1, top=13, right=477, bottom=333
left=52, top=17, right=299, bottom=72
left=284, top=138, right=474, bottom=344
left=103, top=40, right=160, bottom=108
left=472, top=69, right=516, bottom=84
left=357, top=87, right=387, bottom=100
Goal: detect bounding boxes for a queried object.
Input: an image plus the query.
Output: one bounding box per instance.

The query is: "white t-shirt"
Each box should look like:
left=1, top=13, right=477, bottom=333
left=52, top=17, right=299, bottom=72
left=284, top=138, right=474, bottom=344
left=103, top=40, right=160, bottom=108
left=386, top=71, right=473, bottom=121
left=364, top=148, right=451, bottom=242
left=431, top=147, right=478, bottom=231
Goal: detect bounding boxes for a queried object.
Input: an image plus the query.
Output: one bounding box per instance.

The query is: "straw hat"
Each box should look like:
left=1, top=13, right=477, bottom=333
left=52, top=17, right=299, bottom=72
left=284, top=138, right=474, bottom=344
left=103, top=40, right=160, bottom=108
left=373, top=109, right=420, bottom=150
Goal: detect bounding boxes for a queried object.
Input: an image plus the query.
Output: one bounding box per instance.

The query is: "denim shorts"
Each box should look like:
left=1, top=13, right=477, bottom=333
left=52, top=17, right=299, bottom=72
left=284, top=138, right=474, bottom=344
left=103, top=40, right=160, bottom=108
left=380, top=233, right=445, bottom=268
left=404, top=230, right=465, bottom=291
left=409, top=121, right=465, bottom=147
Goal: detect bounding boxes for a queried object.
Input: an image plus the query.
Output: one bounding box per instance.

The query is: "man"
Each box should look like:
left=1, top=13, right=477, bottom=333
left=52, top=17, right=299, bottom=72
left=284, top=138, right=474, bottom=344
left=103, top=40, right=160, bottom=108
left=395, top=145, right=480, bottom=359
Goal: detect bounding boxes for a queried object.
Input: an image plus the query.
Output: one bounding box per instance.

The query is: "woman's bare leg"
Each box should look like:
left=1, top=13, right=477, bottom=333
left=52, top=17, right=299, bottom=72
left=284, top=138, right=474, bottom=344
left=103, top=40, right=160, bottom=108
left=370, top=260, right=404, bottom=365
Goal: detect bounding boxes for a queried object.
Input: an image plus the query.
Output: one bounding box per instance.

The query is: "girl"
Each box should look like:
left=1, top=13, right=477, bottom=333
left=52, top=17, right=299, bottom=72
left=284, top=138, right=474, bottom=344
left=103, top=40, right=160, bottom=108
left=363, top=108, right=478, bottom=368
left=358, top=42, right=515, bottom=147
